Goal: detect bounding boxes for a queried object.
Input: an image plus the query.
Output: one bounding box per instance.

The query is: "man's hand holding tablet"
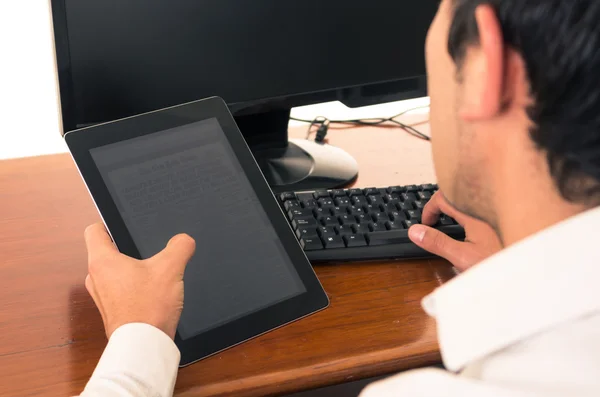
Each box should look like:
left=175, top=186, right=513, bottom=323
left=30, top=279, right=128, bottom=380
left=84, top=223, right=196, bottom=340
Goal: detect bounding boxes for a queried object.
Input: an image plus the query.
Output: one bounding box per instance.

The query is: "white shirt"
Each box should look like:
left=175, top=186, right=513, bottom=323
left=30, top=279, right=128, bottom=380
left=78, top=324, right=180, bottom=397
left=78, top=206, right=600, bottom=397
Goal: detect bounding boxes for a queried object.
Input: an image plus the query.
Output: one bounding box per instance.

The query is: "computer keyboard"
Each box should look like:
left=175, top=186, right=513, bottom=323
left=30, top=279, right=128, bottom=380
left=277, top=184, right=465, bottom=262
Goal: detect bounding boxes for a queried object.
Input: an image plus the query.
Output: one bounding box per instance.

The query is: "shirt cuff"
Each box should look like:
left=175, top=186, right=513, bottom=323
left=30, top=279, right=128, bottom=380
left=87, top=323, right=180, bottom=397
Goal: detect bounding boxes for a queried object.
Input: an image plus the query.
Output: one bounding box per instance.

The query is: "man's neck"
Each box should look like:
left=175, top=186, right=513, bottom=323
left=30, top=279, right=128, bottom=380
left=496, top=187, right=589, bottom=247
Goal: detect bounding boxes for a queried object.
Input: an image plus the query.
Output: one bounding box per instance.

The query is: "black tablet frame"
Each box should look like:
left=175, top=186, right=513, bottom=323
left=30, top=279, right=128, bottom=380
left=65, top=96, right=329, bottom=366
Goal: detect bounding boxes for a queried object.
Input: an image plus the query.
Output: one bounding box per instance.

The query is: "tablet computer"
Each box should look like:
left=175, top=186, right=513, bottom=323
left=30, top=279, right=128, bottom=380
left=65, top=96, right=329, bottom=366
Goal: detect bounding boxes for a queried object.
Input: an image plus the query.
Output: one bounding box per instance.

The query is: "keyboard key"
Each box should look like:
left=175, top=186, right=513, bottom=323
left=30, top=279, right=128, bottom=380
left=363, top=188, right=380, bottom=196
left=320, top=215, right=340, bottom=226
left=387, top=186, right=405, bottom=194
left=344, top=234, right=367, bottom=247
left=367, top=196, right=384, bottom=206
left=403, top=220, right=417, bottom=228
left=418, top=191, right=432, bottom=201
left=351, top=195, right=367, bottom=206
left=322, top=235, right=345, bottom=249
left=349, top=206, right=365, bottom=215
left=284, top=200, right=301, bottom=210
left=301, top=199, right=317, bottom=209
left=355, top=213, right=370, bottom=223
left=369, top=222, right=386, bottom=232
left=313, top=190, right=331, bottom=199
left=414, top=209, right=423, bottom=220
left=408, top=216, right=421, bottom=224
left=398, top=201, right=414, bottom=211
left=420, top=184, right=436, bottom=192
left=405, top=185, right=419, bottom=193
left=296, top=192, right=314, bottom=202
left=338, top=214, right=356, bottom=225
left=402, top=193, right=417, bottom=202
left=292, top=218, right=317, bottom=229
left=317, top=226, right=337, bottom=239
left=335, top=225, right=354, bottom=236
left=365, top=204, right=382, bottom=214
left=406, top=209, right=422, bottom=220
left=335, top=197, right=351, bottom=206
left=301, top=238, right=323, bottom=251
left=280, top=192, right=296, bottom=202
left=384, top=193, right=401, bottom=203
left=288, top=208, right=314, bottom=221
left=389, top=211, right=406, bottom=221
left=331, top=189, right=347, bottom=197
left=382, top=203, right=398, bottom=213
left=386, top=220, right=406, bottom=230
left=352, top=224, right=370, bottom=235
left=348, top=188, right=363, bottom=197
left=332, top=206, right=350, bottom=216
left=372, top=212, right=390, bottom=222
left=318, top=198, right=335, bottom=208
left=296, top=227, right=318, bottom=240
left=414, top=200, right=426, bottom=210
left=313, top=207, right=330, bottom=217
left=367, top=230, right=410, bottom=246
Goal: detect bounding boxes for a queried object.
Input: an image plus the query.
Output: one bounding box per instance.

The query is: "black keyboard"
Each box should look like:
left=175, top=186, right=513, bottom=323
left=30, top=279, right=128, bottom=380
left=277, top=184, right=465, bottom=262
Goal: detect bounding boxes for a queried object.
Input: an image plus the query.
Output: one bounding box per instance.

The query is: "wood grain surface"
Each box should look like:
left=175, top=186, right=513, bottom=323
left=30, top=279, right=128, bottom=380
left=0, top=121, right=456, bottom=397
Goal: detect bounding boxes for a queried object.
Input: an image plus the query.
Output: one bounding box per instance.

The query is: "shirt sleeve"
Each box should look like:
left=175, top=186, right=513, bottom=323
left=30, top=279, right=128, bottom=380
left=76, top=323, right=181, bottom=397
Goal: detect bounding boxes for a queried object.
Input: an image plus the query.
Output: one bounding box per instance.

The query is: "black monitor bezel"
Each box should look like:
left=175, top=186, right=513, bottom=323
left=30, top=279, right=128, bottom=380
left=64, top=96, right=330, bottom=366
left=49, top=0, right=428, bottom=134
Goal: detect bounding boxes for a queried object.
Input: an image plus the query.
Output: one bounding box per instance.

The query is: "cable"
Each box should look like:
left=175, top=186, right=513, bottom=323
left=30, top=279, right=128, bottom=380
left=333, top=118, right=429, bottom=141
left=305, top=116, right=328, bottom=139
left=291, top=104, right=431, bottom=142
left=388, top=104, right=431, bottom=120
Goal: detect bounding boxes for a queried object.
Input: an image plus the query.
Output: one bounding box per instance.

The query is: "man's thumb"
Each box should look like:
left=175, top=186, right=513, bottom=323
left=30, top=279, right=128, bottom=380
left=155, top=234, right=196, bottom=273
left=408, top=225, right=461, bottom=264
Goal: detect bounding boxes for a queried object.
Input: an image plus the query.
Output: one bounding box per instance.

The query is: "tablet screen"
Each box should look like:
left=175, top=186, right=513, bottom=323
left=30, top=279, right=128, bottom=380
left=89, top=118, right=306, bottom=340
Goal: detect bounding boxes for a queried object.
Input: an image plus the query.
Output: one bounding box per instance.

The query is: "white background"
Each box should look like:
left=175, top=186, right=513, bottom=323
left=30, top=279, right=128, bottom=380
left=0, top=2, right=429, bottom=161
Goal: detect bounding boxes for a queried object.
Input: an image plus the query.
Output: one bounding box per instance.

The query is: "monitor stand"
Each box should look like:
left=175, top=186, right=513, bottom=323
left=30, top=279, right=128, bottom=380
left=235, top=109, right=359, bottom=194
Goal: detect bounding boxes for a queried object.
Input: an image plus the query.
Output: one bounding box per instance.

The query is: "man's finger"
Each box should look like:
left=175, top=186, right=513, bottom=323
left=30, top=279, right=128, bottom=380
left=408, top=224, right=464, bottom=265
left=152, top=234, right=196, bottom=275
left=84, top=223, right=118, bottom=261
left=421, top=192, right=444, bottom=225
left=422, top=192, right=470, bottom=226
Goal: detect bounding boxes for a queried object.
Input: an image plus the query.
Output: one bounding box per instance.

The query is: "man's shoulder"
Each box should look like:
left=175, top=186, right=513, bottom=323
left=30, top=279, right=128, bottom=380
left=462, top=311, right=600, bottom=393
left=489, top=311, right=600, bottom=373
left=359, top=313, right=600, bottom=397
left=359, top=367, right=536, bottom=397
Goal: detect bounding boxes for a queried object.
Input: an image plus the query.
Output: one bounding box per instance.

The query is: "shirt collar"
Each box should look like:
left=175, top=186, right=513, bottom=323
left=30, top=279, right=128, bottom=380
left=422, top=206, right=600, bottom=372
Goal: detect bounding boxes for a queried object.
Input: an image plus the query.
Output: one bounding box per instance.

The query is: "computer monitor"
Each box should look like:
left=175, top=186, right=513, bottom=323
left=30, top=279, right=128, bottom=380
left=50, top=1, right=437, bottom=192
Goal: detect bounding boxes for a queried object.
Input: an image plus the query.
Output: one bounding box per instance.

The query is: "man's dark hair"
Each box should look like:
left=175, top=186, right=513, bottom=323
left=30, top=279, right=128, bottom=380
left=448, top=0, right=600, bottom=204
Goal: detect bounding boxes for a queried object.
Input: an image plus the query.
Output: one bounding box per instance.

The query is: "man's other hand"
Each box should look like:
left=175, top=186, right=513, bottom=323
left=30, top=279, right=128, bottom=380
left=408, top=191, right=502, bottom=271
left=83, top=223, right=196, bottom=340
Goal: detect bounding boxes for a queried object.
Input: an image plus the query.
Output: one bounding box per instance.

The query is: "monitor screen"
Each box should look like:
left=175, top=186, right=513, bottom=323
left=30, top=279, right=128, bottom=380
left=54, top=0, right=438, bottom=129
left=89, top=117, right=306, bottom=339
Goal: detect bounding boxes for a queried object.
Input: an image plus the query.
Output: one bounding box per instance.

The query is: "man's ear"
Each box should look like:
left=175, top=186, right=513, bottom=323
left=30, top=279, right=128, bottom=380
left=459, top=4, right=505, bottom=121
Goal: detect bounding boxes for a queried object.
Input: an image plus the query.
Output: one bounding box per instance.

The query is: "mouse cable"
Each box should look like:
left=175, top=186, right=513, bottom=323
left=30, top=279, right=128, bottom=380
left=291, top=105, right=431, bottom=142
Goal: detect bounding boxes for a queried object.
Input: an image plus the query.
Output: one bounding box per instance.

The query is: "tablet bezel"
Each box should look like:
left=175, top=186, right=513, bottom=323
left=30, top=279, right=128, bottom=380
left=65, top=96, right=329, bottom=366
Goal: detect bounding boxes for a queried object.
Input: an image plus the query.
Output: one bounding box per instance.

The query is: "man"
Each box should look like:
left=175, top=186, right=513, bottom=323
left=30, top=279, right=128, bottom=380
left=78, top=0, right=600, bottom=396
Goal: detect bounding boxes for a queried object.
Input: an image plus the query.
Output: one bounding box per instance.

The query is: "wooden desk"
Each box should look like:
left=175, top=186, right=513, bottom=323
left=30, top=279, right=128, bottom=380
left=0, top=121, right=456, bottom=397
